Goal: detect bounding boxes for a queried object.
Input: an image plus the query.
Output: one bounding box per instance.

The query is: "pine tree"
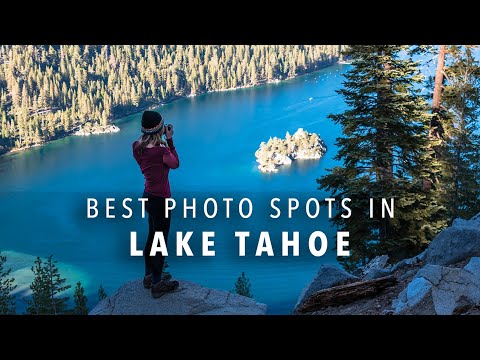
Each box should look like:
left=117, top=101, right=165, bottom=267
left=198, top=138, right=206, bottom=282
left=233, top=272, right=252, bottom=298
left=25, top=256, right=71, bottom=315
left=317, top=45, right=447, bottom=271
left=0, top=251, right=16, bottom=315
left=441, top=46, right=480, bottom=220
left=97, top=285, right=107, bottom=301
left=73, top=281, right=88, bottom=315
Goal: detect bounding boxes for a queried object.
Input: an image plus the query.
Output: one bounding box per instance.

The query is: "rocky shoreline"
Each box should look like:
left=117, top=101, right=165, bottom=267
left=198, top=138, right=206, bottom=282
left=73, top=124, right=120, bottom=136
left=255, top=128, right=327, bottom=173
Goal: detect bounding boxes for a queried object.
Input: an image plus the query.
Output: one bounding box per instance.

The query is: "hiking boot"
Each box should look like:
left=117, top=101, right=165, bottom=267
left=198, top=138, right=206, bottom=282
left=143, top=273, right=173, bottom=289
left=151, top=280, right=180, bottom=299
left=143, top=274, right=153, bottom=289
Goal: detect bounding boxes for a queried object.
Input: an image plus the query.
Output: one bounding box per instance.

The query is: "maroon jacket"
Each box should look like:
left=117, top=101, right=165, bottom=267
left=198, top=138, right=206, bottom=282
left=132, top=138, right=179, bottom=198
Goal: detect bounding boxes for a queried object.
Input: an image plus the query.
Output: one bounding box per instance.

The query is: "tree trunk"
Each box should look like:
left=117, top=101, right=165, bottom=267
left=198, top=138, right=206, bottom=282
left=295, top=275, right=397, bottom=314
left=432, top=45, right=446, bottom=116
left=430, top=45, right=446, bottom=140
left=424, top=45, right=447, bottom=191
left=376, top=57, right=393, bottom=241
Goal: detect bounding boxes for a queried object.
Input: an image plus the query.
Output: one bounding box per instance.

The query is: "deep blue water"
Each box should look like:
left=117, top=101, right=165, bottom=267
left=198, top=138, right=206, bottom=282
left=0, top=64, right=350, bottom=314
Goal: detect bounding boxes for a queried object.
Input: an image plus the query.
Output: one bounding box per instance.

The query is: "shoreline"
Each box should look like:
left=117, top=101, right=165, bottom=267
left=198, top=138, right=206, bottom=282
left=0, top=61, right=340, bottom=158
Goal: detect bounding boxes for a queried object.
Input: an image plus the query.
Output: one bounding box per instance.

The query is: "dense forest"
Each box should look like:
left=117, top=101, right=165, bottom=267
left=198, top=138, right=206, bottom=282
left=0, top=45, right=341, bottom=153
left=318, top=45, right=480, bottom=271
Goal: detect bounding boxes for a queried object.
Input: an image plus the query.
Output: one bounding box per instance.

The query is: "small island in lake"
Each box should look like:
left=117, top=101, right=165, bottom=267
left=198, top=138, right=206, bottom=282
left=74, top=123, right=120, bottom=136
left=255, top=128, right=327, bottom=173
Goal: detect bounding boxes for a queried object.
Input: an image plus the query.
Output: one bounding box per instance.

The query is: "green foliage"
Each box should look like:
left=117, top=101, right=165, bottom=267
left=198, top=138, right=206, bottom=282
left=317, top=46, right=447, bottom=271
left=97, top=285, right=107, bottom=301
left=441, top=46, right=480, bottom=220
left=255, top=128, right=326, bottom=172
left=73, top=281, right=88, bottom=315
left=0, top=45, right=340, bottom=152
left=0, top=251, right=16, bottom=315
left=233, top=272, right=252, bottom=298
left=25, top=255, right=71, bottom=315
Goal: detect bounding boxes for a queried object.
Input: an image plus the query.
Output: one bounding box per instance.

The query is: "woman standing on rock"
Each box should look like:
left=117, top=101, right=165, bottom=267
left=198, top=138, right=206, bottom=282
left=133, top=110, right=180, bottom=298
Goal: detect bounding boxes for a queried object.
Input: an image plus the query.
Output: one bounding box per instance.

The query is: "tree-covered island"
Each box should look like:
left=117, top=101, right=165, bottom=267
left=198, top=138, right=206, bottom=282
left=255, top=128, right=327, bottom=173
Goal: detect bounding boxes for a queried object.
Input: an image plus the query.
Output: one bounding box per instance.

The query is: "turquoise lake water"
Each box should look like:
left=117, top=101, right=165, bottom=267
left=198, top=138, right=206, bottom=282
left=0, top=64, right=350, bottom=314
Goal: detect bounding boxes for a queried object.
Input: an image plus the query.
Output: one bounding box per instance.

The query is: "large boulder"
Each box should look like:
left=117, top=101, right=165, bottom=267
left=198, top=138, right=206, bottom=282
left=393, top=257, right=480, bottom=315
left=89, top=279, right=267, bottom=315
left=293, top=265, right=360, bottom=312
left=424, top=212, right=480, bottom=265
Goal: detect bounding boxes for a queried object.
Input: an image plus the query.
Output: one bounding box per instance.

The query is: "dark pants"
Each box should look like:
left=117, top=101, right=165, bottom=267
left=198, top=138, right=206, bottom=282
left=143, top=191, right=171, bottom=284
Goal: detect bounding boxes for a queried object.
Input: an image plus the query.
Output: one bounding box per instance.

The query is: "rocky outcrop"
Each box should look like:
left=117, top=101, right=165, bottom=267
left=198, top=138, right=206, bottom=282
left=255, top=128, right=327, bottom=173
left=423, top=213, right=480, bottom=265
left=392, top=212, right=480, bottom=314
left=294, top=265, right=359, bottom=312
left=394, top=258, right=480, bottom=315
left=89, top=279, right=267, bottom=315
left=297, top=212, right=480, bottom=315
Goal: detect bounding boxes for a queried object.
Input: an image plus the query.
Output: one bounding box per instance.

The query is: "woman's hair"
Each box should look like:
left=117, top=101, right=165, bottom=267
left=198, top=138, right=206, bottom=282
left=135, top=131, right=165, bottom=154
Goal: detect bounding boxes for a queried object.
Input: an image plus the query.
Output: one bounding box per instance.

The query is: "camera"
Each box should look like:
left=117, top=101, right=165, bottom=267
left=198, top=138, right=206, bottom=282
left=163, top=124, right=172, bottom=134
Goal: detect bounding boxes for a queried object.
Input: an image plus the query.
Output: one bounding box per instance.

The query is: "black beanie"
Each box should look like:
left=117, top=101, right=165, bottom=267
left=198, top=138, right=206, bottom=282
left=141, top=111, right=163, bottom=134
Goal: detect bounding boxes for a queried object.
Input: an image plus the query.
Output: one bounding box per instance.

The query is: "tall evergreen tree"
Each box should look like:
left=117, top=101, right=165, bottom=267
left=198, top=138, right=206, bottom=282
left=317, top=45, right=447, bottom=271
left=0, top=251, right=16, bottom=315
left=441, top=46, right=480, bottom=220
left=73, top=281, right=88, bottom=315
left=25, top=256, right=71, bottom=315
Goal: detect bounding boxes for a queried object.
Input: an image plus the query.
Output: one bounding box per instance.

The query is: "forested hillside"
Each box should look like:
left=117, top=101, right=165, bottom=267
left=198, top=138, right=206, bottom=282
left=0, top=45, right=341, bottom=152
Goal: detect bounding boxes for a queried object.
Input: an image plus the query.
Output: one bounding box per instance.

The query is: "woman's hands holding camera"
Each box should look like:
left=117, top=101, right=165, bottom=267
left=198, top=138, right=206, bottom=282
left=165, top=124, right=174, bottom=139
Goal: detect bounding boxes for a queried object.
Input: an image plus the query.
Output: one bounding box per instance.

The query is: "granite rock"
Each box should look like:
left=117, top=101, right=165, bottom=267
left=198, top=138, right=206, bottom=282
left=424, top=212, right=480, bottom=265
left=393, top=257, right=480, bottom=315
left=89, top=279, right=267, bottom=315
left=362, top=255, right=391, bottom=280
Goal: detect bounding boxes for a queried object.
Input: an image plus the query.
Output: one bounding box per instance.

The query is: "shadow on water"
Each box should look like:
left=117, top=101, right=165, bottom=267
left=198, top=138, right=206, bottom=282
left=280, top=158, right=326, bottom=176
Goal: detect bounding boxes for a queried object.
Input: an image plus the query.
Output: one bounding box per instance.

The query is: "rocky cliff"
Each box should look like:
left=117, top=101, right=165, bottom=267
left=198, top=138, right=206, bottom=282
left=89, top=279, right=267, bottom=315
left=295, top=212, right=480, bottom=315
